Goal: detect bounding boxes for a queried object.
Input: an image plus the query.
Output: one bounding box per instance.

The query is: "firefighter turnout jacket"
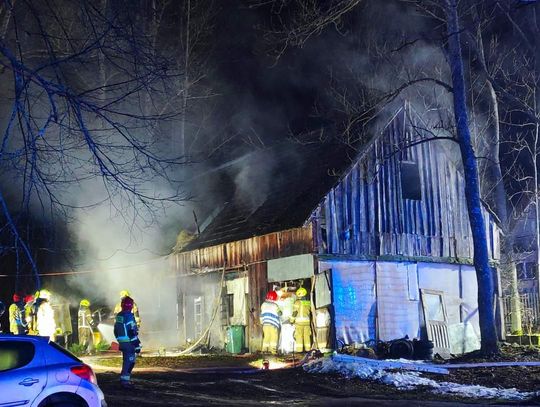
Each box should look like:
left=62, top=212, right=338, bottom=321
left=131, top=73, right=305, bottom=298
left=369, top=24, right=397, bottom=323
left=260, top=300, right=281, bottom=354
left=260, top=300, right=281, bottom=328
left=292, top=297, right=312, bottom=353
left=36, top=300, right=56, bottom=340
left=78, top=305, right=94, bottom=330
left=114, top=311, right=140, bottom=349
left=9, top=301, right=27, bottom=335
left=291, top=299, right=311, bottom=325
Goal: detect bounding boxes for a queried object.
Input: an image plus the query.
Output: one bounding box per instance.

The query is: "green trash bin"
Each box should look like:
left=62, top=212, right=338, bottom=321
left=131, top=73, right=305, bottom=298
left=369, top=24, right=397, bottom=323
left=226, top=325, right=244, bottom=354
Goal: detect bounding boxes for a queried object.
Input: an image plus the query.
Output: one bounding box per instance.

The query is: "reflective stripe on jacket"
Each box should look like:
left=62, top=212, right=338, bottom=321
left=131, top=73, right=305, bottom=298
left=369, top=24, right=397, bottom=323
left=114, top=311, right=139, bottom=343
left=293, top=300, right=311, bottom=325
left=260, top=300, right=281, bottom=329
left=78, top=306, right=94, bottom=330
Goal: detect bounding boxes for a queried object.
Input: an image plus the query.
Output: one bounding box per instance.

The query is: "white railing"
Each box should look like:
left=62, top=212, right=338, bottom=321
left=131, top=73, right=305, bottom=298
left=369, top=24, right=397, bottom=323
left=503, top=293, right=540, bottom=333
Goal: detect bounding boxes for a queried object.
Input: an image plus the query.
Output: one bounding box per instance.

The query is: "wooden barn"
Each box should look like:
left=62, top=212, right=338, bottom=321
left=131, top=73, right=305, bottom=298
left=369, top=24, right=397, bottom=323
left=171, top=103, right=501, bottom=355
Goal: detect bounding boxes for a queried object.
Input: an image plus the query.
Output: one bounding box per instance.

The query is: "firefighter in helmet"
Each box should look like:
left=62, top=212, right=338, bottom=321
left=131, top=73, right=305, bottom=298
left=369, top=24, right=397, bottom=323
left=114, top=296, right=141, bottom=388
left=260, top=290, right=281, bottom=354
left=78, top=299, right=94, bottom=353
left=24, top=294, right=36, bottom=334
left=315, top=306, right=331, bottom=351
left=114, top=290, right=140, bottom=328
left=36, top=289, right=56, bottom=341
left=291, top=287, right=312, bottom=353
left=277, top=286, right=296, bottom=354
left=9, top=293, right=27, bottom=335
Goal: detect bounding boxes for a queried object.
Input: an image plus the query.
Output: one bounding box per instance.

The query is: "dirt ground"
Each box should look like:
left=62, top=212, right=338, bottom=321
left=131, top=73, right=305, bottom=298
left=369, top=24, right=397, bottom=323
left=96, top=368, right=504, bottom=406
left=432, top=344, right=540, bottom=394
left=87, top=351, right=540, bottom=406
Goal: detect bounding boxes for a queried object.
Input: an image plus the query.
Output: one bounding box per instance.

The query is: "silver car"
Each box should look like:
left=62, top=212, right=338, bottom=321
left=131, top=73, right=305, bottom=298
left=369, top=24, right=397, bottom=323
left=0, top=335, right=107, bottom=407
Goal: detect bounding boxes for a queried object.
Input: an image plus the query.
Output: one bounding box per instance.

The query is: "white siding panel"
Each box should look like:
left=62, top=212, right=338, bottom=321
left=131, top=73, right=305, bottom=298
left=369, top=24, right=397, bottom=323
left=417, top=262, right=460, bottom=324
left=376, top=262, right=421, bottom=341
left=459, top=265, right=480, bottom=337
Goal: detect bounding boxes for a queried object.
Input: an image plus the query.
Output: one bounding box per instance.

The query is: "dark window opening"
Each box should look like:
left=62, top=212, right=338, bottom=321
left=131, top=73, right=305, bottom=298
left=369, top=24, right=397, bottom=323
left=517, top=262, right=537, bottom=280
left=401, top=161, right=422, bottom=200
left=514, top=239, right=535, bottom=253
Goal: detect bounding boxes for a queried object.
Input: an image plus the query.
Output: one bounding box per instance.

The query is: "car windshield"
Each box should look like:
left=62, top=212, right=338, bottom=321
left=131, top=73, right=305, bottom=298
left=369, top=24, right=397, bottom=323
left=48, top=341, right=82, bottom=363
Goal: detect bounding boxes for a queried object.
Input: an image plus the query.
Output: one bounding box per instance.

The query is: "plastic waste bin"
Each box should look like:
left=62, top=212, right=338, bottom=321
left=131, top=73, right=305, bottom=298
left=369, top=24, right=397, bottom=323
left=226, top=325, right=244, bottom=354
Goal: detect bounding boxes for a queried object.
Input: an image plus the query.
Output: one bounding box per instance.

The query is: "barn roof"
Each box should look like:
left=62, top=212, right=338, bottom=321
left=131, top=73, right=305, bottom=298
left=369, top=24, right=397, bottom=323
left=180, top=141, right=355, bottom=252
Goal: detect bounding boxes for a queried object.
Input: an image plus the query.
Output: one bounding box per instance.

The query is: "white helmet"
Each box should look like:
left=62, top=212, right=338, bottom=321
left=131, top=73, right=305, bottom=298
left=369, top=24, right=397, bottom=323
left=39, top=289, right=51, bottom=300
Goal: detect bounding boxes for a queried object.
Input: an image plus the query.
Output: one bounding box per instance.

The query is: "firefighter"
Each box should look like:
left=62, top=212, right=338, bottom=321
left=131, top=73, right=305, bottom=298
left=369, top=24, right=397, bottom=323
left=277, top=287, right=296, bottom=354
left=315, top=306, right=331, bottom=351
left=291, top=287, right=312, bottom=353
left=24, top=294, right=36, bottom=334
left=114, top=290, right=140, bottom=328
left=36, top=289, right=56, bottom=340
left=78, top=299, right=94, bottom=353
left=260, top=290, right=281, bottom=354
left=24, top=295, right=35, bottom=334
left=29, top=290, right=41, bottom=335
left=114, top=296, right=141, bottom=388
left=9, top=293, right=27, bottom=335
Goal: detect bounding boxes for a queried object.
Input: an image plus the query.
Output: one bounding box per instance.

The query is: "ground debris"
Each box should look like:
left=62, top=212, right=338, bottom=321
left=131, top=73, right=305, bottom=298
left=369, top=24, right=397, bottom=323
left=445, top=343, right=540, bottom=364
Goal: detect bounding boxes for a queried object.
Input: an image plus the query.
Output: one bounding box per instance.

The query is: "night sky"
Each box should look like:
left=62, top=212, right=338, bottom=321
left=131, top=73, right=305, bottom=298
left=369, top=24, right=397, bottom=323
left=0, top=0, right=538, bottom=303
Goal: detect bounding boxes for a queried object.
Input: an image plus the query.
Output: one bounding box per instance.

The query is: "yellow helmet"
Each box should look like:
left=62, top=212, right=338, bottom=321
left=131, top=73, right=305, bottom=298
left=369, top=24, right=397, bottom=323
left=120, top=290, right=130, bottom=298
left=39, top=289, right=51, bottom=300
left=80, top=299, right=90, bottom=307
left=296, top=287, right=308, bottom=298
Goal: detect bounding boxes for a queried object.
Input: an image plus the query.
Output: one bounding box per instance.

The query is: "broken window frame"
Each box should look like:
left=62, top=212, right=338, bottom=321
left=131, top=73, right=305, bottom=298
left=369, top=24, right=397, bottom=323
left=400, top=160, right=422, bottom=201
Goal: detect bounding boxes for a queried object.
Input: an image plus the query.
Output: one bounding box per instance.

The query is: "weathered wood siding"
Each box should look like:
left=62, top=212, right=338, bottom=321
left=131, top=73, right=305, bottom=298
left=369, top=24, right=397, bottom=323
left=312, top=106, right=500, bottom=261
left=174, top=227, right=314, bottom=274
left=247, top=262, right=270, bottom=352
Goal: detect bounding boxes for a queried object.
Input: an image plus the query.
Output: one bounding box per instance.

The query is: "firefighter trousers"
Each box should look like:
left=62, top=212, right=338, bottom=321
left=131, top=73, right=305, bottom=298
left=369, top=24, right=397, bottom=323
left=262, top=324, right=279, bottom=354
left=78, top=327, right=94, bottom=352
left=119, top=342, right=137, bottom=383
left=294, top=324, right=312, bottom=352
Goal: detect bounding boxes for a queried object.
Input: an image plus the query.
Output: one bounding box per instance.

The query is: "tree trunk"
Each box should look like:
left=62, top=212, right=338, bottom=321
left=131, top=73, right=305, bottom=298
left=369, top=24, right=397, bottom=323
left=533, top=6, right=540, bottom=323
left=445, top=0, right=499, bottom=354
left=474, top=20, right=516, bottom=337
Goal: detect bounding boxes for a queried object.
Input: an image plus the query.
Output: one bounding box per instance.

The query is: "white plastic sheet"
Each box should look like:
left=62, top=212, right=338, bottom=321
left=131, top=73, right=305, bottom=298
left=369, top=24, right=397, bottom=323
left=327, top=261, right=376, bottom=344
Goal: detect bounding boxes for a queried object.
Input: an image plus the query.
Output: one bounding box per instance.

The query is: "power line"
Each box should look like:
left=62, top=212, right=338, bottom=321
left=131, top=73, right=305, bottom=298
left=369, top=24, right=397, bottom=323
left=0, top=255, right=170, bottom=278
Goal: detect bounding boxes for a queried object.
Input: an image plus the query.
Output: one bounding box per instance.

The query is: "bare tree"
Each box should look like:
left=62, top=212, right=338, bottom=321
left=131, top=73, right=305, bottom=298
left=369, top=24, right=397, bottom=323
left=0, top=0, right=197, bottom=286
left=251, top=0, right=504, bottom=353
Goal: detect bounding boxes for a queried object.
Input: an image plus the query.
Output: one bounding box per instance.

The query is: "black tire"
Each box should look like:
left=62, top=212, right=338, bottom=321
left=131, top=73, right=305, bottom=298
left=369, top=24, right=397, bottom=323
left=39, top=393, right=88, bottom=407
left=388, top=338, right=414, bottom=359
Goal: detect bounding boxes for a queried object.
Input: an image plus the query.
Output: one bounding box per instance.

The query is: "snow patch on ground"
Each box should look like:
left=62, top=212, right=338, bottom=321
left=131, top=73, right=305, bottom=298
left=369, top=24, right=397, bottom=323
left=304, top=357, right=535, bottom=401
